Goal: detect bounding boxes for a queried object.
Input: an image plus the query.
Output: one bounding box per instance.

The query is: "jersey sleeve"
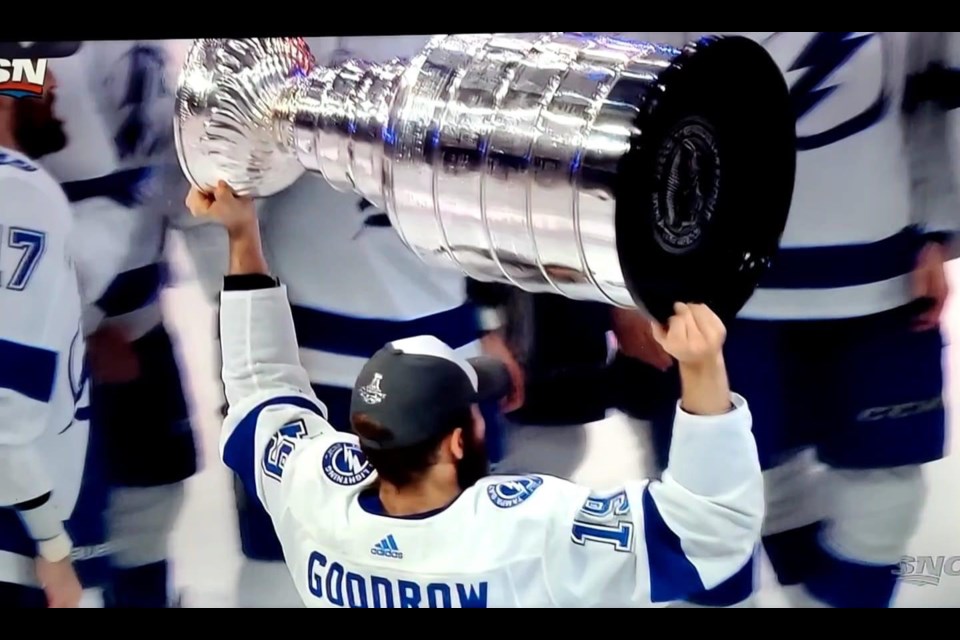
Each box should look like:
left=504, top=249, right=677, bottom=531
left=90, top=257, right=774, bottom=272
left=0, top=176, right=72, bottom=509
left=218, top=282, right=340, bottom=517
left=541, top=395, right=763, bottom=607
left=904, top=31, right=960, bottom=254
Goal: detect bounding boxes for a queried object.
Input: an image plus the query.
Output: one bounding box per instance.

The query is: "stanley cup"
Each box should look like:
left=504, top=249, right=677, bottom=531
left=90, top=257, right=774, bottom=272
left=174, top=34, right=796, bottom=322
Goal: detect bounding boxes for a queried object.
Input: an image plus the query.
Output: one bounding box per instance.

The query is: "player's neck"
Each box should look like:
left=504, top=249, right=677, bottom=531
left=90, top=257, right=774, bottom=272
left=378, top=476, right=460, bottom=517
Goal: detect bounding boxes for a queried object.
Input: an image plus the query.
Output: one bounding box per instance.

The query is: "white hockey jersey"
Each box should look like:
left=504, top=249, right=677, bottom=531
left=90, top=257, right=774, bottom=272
left=217, top=283, right=764, bottom=608
left=41, top=40, right=178, bottom=338
left=180, top=36, right=478, bottom=393
left=0, top=147, right=90, bottom=585
left=672, top=31, right=960, bottom=320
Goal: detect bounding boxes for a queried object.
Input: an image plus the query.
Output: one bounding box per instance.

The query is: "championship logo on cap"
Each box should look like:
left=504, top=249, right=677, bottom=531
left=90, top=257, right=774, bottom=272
left=359, top=372, right=386, bottom=405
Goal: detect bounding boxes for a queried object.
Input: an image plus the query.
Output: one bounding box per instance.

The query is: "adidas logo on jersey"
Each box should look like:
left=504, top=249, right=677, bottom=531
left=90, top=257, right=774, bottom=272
left=370, top=534, right=403, bottom=560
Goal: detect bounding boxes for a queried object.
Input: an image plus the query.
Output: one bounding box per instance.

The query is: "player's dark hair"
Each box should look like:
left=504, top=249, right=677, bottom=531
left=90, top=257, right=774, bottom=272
left=350, top=409, right=474, bottom=489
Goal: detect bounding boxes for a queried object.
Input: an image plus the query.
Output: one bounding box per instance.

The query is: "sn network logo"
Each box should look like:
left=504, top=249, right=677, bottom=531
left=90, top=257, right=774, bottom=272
left=894, top=555, right=960, bottom=587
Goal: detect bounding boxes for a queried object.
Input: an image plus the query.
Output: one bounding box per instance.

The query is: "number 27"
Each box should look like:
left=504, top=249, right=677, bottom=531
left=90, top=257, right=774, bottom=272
left=0, top=224, right=46, bottom=291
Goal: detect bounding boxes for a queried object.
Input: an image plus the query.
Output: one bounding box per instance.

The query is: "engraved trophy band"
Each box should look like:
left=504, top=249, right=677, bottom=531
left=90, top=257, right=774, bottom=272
left=174, top=34, right=796, bottom=321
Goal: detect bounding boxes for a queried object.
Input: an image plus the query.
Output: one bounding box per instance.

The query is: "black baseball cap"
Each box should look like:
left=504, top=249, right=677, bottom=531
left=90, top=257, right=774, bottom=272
left=350, top=335, right=512, bottom=450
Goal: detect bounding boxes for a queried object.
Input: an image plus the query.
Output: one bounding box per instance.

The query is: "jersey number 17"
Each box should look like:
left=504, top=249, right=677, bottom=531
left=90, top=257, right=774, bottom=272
left=0, top=224, right=46, bottom=291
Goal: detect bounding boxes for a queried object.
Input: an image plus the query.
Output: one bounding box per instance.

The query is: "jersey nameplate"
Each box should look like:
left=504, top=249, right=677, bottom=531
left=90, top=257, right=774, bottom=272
left=486, top=476, right=543, bottom=508
left=322, top=441, right=373, bottom=486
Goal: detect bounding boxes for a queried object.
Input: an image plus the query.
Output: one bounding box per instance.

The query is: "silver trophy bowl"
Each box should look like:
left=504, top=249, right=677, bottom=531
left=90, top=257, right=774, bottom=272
left=174, top=34, right=796, bottom=322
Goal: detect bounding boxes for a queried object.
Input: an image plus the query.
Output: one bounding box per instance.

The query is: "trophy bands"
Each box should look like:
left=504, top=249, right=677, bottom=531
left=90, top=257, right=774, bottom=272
left=174, top=34, right=796, bottom=322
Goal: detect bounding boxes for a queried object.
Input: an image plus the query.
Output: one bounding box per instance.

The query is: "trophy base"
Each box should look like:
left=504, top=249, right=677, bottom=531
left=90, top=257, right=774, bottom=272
left=616, top=36, right=796, bottom=324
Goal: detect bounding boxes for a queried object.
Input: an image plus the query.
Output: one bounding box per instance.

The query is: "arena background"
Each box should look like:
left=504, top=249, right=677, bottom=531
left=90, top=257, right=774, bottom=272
left=158, top=237, right=960, bottom=608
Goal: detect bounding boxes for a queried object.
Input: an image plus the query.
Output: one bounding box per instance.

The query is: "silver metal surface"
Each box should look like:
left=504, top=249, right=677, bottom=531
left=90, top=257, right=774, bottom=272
left=174, top=34, right=786, bottom=310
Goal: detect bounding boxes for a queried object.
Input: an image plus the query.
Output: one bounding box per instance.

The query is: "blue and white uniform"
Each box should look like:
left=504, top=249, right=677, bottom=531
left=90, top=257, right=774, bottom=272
left=41, top=40, right=196, bottom=607
left=178, top=36, right=483, bottom=562
left=216, top=280, right=764, bottom=608
left=645, top=31, right=959, bottom=609
left=0, top=148, right=92, bottom=599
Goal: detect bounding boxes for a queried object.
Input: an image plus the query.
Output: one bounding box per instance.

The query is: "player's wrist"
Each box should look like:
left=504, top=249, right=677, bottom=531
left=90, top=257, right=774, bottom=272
left=678, top=355, right=733, bottom=416
left=677, top=353, right=725, bottom=377
left=225, top=215, right=260, bottom=241
left=227, top=226, right=270, bottom=276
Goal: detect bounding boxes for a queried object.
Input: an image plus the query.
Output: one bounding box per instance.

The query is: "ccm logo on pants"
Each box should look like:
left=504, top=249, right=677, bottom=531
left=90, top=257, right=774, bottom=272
left=857, top=397, right=943, bottom=422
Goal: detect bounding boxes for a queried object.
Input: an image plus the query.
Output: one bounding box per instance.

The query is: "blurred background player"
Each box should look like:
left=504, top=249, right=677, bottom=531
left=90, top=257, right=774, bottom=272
left=0, top=67, right=88, bottom=608
left=643, top=31, right=959, bottom=608
left=174, top=36, right=523, bottom=591
left=41, top=40, right=198, bottom=608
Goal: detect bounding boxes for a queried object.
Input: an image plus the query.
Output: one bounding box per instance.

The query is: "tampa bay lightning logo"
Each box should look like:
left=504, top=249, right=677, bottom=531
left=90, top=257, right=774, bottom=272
left=322, top=441, right=374, bottom=486
left=762, top=32, right=889, bottom=151
left=62, top=326, right=90, bottom=432
left=487, top=475, right=543, bottom=509
left=102, top=43, right=173, bottom=159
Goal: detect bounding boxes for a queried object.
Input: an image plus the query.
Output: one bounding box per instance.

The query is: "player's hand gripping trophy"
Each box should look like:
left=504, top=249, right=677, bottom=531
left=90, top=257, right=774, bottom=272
left=173, top=34, right=797, bottom=322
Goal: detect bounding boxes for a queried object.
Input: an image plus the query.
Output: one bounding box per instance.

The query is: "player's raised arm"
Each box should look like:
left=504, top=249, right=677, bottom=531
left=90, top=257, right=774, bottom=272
left=185, top=183, right=337, bottom=516
left=0, top=176, right=79, bottom=564
left=542, top=304, right=764, bottom=607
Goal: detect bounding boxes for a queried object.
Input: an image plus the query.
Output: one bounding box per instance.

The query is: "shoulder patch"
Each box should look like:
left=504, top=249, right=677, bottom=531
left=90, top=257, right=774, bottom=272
left=486, top=475, right=543, bottom=509
left=322, top=441, right=373, bottom=486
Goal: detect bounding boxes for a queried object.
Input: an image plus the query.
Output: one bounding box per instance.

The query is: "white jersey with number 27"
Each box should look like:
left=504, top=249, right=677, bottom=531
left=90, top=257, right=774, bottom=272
left=217, top=283, right=764, bottom=608
left=0, top=147, right=89, bottom=586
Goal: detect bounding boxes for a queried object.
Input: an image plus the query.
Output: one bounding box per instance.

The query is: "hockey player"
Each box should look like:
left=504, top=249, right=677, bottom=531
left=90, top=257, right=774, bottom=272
left=41, top=41, right=198, bottom=608
left=184, top=181, right=764, bottom=608
left=0, top=70, right=87, bottom=608
left=177, top=35, right=523, bottom=565
left=641, top=31, right=959, bottom=608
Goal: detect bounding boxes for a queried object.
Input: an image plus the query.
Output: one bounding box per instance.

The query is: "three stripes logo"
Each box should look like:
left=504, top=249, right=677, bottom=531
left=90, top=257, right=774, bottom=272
left=370, top=534, right=403, bottom=560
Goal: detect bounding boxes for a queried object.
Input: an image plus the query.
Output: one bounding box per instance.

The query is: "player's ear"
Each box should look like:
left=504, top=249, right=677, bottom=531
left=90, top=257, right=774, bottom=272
left=448, top=427, right=465, bottom=461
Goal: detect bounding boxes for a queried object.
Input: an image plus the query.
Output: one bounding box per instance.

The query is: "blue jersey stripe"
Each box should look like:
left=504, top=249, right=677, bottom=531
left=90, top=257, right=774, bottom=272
left=96, top=263, right=168, bottom=318
left=760, top=226, right=923, bottom=290
left=0, top=338, right=57, bottom=403
left=61, top=167, right=167, bottom=318
left=290, top=303, right=478, bottom=358
left=60, top=167, right=153, bottom=207
left=642, top=486, right=706, bottom=603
